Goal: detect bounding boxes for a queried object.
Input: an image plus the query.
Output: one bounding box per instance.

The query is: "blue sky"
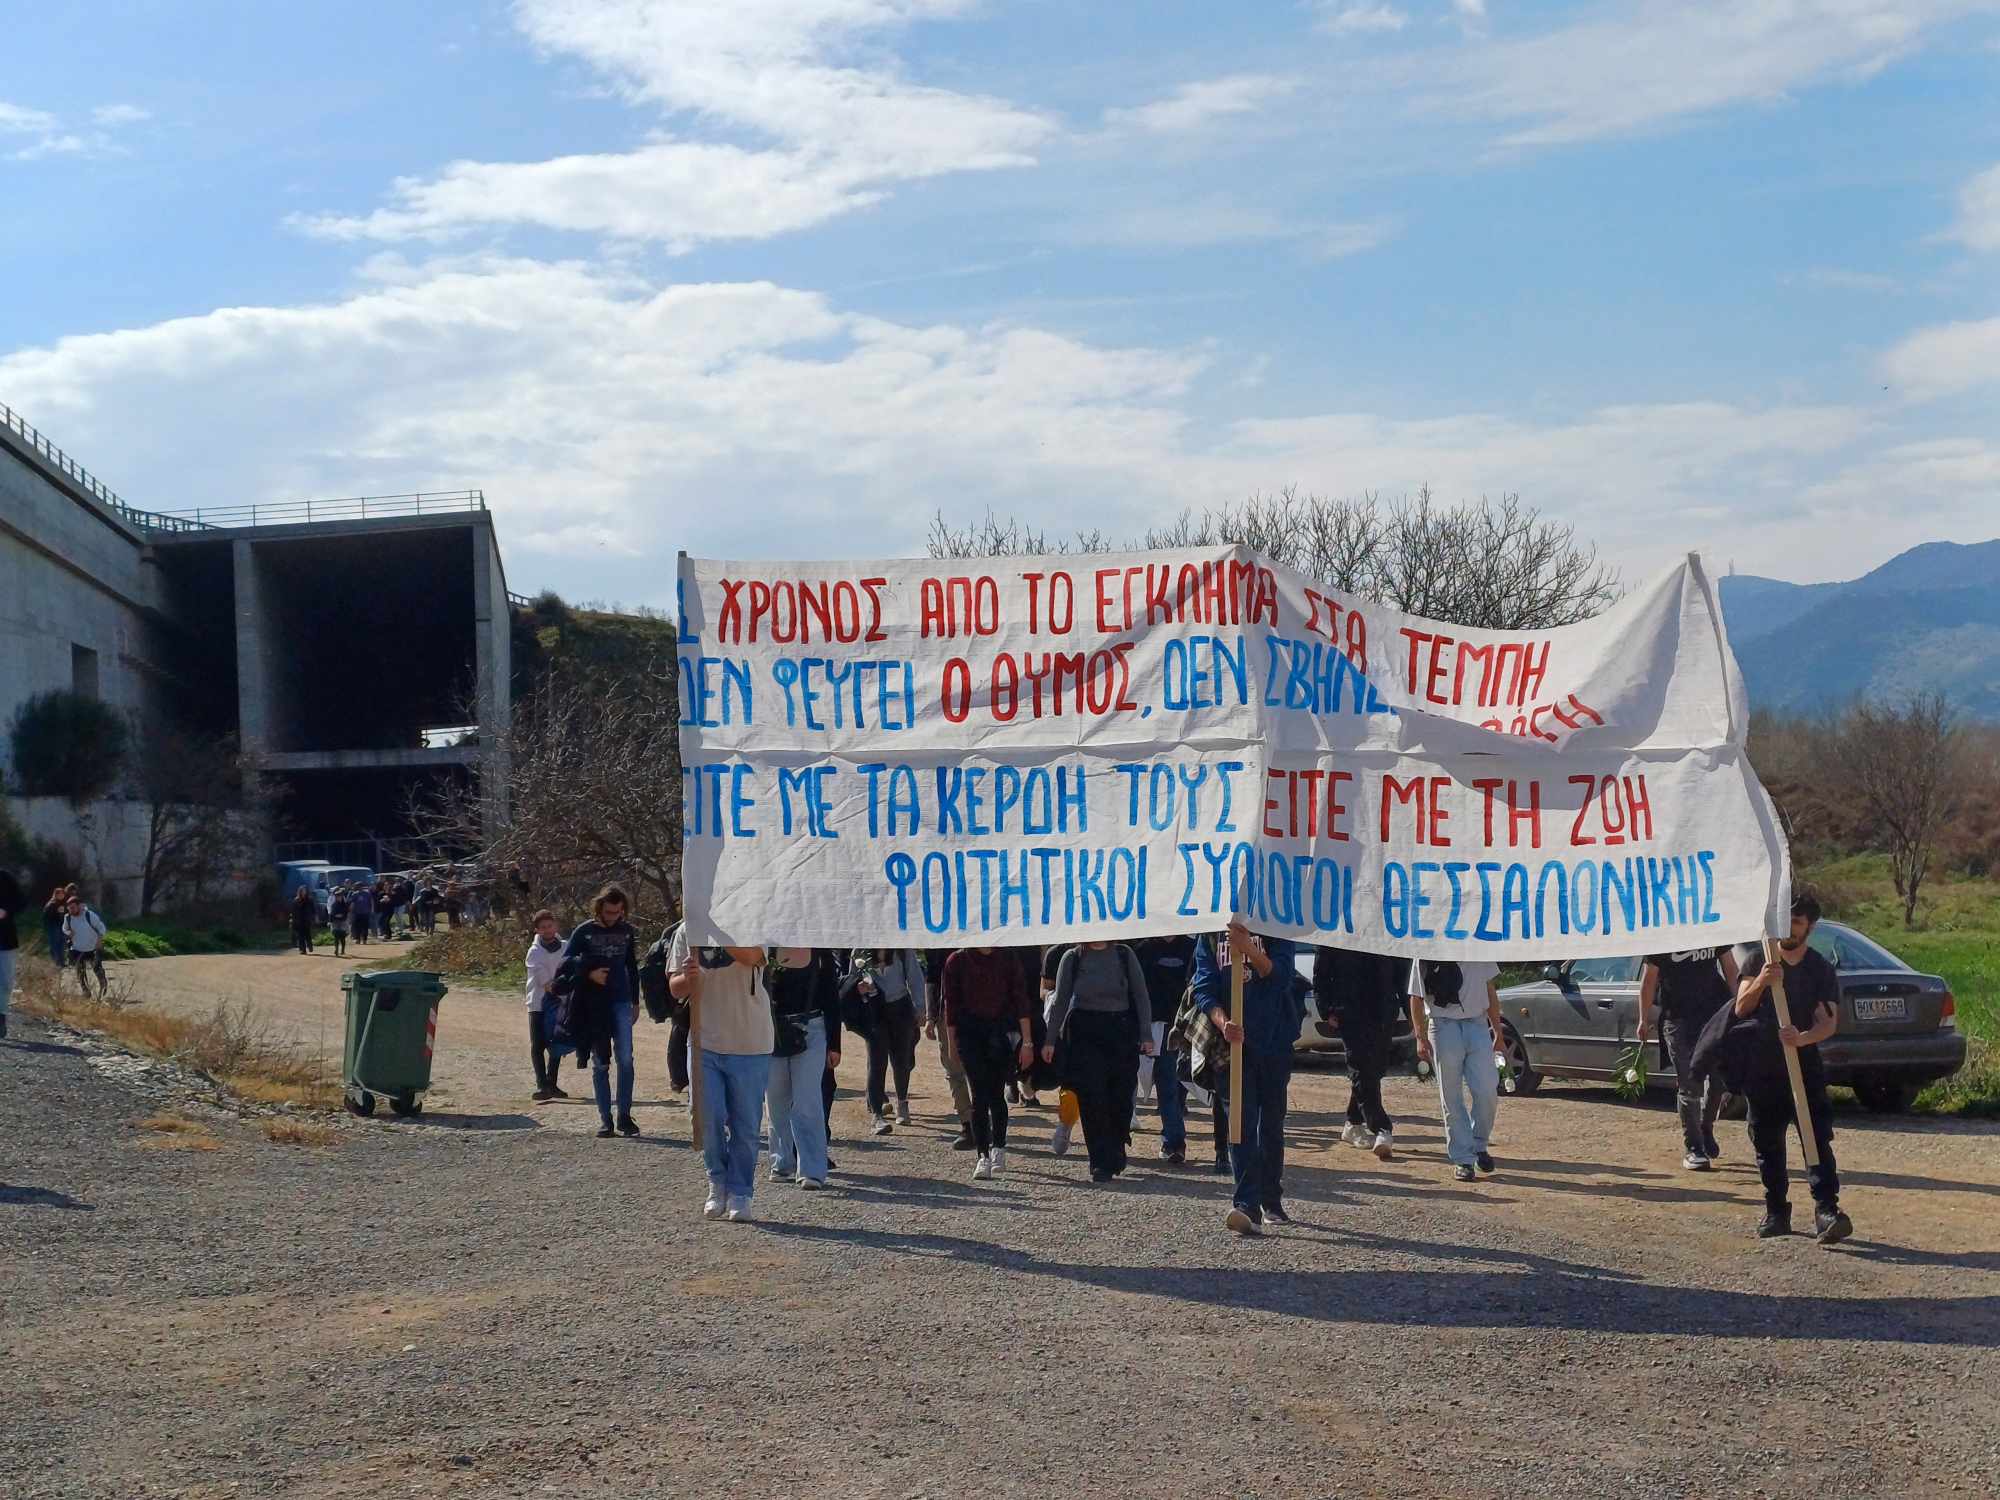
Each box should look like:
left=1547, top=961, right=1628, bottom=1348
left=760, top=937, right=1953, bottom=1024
left=3, top=0, right=1997, bottom=607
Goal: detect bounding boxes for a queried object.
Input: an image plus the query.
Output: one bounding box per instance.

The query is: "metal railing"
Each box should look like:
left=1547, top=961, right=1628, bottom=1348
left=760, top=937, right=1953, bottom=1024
left=0, top=399, right=170, bottom=526
left=507, top=590, right=534, bottom=610
left=145, top=490, right=487, bottom=529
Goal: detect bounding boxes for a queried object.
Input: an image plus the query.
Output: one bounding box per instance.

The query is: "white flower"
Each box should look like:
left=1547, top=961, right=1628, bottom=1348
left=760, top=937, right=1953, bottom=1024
left=1622, top=1068, right=1639, bottom=1084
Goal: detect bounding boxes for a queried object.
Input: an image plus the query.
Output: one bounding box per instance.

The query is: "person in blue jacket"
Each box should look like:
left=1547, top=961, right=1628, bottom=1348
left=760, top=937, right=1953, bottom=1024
left=563, top=884, right=642, bottom=1138
left=1191, top=918, right=1301, bottom=1236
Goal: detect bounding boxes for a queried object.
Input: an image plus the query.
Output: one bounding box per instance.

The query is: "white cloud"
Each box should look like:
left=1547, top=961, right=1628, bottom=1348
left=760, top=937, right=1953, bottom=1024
left=4, top=96, right=148, bottom=160
left=1103, top=74, right=1299, bottom=134
left=0, top=101, right=60, bottom=134
left=1435, top=1, right=1992, bottom=148
left=91, top=104, right=151, bottom=127
left=1453, top=0, right=1487, bottom=16
left=12, top=133, right=87, bottom=161
left=1948, top=162, right=2000, bottom=251
left=1323, top=5, right=1409, bottom=35
left=1881, top=316, right=2000, bottom=399
left=7, top=256, right=1983, bottom=591
left=1308, top=217, right=1399, bottom=259
left=304, top=0, right=1054, bottom=246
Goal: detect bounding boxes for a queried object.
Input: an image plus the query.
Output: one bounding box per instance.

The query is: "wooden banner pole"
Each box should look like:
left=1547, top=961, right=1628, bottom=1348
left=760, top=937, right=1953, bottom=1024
left=1763, top=936, right=1820, bottom=1169
left=689, top=986, right=707, bottom=1148
left=1228, top=939, right=1246, bottom=1147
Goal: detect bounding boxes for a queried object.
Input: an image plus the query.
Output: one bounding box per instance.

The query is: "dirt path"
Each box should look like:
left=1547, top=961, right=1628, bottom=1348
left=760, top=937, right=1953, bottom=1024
left=3, top=950, right=1990, bottom=1498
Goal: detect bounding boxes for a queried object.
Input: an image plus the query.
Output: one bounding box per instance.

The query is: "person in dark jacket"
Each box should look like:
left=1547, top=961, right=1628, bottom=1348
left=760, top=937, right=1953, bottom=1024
left=1044, top=941, right=1154, bottom=1182
left=1636, top=944, right=1740, bottom=1170
left=942, top=946, right=1035, bottom=1179
left=562, top=884, right=642, bottom=1138
left=847, top=948, right=925, bottom=1132
left=765, top=947, right=842, bottom=1188
left=1135, top=934, right=1195, bottom=1163
left=348, top=884, right=373, bottom=946
left=1315, top=946, right=1403, bottom=1160
left=327, top=886, right=350, bottom=958
left=289, top=885, right=317, bottom=955
left=0, top=865, right=23, bottom=1038
left=1192, top=920, right=1302, bottom=1234
left=43, top=886, right=70, bottom=969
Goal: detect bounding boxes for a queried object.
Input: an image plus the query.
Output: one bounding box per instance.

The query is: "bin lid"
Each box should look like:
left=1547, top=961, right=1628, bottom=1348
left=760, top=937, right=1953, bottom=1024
left=348, top=969, right=448, bottom=994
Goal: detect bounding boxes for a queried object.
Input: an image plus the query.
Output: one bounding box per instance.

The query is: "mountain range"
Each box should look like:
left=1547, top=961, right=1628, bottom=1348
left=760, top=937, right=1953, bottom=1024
left=1718, top=540, right=2000, bottom=722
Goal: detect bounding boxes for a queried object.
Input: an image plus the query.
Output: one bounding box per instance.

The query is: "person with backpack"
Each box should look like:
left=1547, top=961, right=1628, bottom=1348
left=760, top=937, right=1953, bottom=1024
left=289, top=884, right=317, bottom=955
left=61, top=893, right=110, bottom=998
left=1317, top=946, right=1404, bottom=1161
left=668, top=930, right=773, bottom=1221
left=1134, top=935, right=1195, bottom=1164
left=525, top=908, right=569, bottom=1102
left=1043, top=940, right=1154, bottom=1183
left=0, top=863, right=23, bottom=1038
left=844, top=948, right=925, bottom=1133
left=561, top=885, right=642, bottom=1138
left=43, top=886, right=69, bottom=969
left=1192, top=921, right=1301, bottom=1234
left=348, top=883, right=373, bottom=947
left=1637, top=945, right=1740, bottom=1170
left=327, top=886, right=351, bottom=958
left=765, top=946, right=842, bottom=1189
left=1408, top=956, right=1505, bottom=1183
left=941, top=945, right=1035, bottom=1180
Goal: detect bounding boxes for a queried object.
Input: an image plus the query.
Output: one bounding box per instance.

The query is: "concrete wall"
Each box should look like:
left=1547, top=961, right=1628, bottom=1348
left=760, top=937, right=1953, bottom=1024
left=0, top=428, right=164, bottom=766
left=5, top=795, right=153, bottom=918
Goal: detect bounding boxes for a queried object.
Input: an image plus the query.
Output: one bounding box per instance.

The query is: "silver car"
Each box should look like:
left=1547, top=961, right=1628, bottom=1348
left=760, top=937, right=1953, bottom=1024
left=1494, top=921, right=1965, bottom=1113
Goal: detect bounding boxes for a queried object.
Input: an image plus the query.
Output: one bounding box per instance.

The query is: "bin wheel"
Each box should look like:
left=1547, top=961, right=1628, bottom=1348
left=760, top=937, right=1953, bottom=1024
left=345, top=1089, right=377, bottom=1118
left=390, top=1094, right=423, bottom=1118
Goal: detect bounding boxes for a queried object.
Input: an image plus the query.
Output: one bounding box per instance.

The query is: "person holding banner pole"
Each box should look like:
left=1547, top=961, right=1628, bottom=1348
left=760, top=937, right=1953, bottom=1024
left=1722, top=893, right=1851, bottom=1244
left=669, top=932, right=773, bottom=1222
left=1192, top=920, right=1301, bottom=1236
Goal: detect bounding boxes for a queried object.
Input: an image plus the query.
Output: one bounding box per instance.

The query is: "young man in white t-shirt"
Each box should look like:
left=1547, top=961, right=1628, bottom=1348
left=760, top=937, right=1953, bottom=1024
left=1408, top=958, right=1505, bottom=1182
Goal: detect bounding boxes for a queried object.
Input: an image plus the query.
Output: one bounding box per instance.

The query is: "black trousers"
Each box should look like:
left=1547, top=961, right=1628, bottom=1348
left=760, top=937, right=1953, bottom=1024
left=330, top=924, right=346, bottom=956
left=957, top=1018, right=1012, bottom=1153
left=667, top=1009, right=692, bottom=1093
left=292, top=917, right=313, bottom=954
left=867, top=1001, right=919, bottom=1113
left=1065, top=1009, right=1139, bottom=1175
left=529, top=1010, right=562, bottom=1092
left=1745, top=1063, right=1840, bottom=1215
left=1339, top=1011, right=1393, bottom=1135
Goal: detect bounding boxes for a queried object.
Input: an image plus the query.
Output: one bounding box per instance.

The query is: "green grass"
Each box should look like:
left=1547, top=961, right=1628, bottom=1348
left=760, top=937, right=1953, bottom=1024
left=96, top=915, right=289, bottom=962
left=1798, top=857, right=2000, bottom=1117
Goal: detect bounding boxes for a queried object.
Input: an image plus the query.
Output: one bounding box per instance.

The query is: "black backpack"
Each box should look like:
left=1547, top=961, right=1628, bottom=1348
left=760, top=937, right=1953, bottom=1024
left=1419, top=960, right=1464, bottom=1009
left=638, top=933, right=673, bottom=1024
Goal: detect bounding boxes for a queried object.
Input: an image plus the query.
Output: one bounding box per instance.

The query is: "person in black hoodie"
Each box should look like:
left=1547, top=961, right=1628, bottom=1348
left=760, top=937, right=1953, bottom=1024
left=289, top=885, right=317, bottom=955
left=765, top=946, right=843, bottom=1188
left=1316, top=946, right=1404, bottom=1161
left=562, top=884, right=642, bottom=1138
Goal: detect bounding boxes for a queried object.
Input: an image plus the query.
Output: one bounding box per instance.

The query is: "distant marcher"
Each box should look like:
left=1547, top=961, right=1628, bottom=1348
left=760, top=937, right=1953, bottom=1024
left=444, top=882, right=464, bottom=929
left=43, top=886, right=69, bottom=969
left=1044, top=940, right=1153, bottom=1183
left=1134, top=935, right=1195, bottom=1163
left=562, top=886, right=642, bottom=1138
left=290, top=885, right=316, bottom=955
left=668, top=931, right=773, bottom=1222
left=377, top=880, right=394, bottom=941
left=1690, top=893, right=1852, bottom=1245
left=524, top=909, right=568, bottom=1102
left=1193, top=921, right=1302, bottom=1234
left=1637, top=945, right=1739, bottom=1170
left=394, top=875, right=416, bottom=937
left=62, top=895, right=109, bottom=998
left=1408, top=957, right=1505, bottom=1183
left=941, top=946, right=1035, bottom=1181
left=327, top=886, right=350, bottom=958
left=766, top=946, right=841, bottom=1189
left=348, top=884, right=374, bottom=946
left=923, top=947, right=976, bottom=1149
left=418, top=882, right=442, bottom=936
left=845, top=948, right=925, bottom=1132
left=0, top=864, right=24, bottom=1038
left=1317, top=946, right=1404, bottom=1160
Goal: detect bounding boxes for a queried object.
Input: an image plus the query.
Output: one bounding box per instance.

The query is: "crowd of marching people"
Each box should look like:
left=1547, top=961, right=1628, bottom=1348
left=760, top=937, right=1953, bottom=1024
left=521, top=885, right=1853, bottom=1244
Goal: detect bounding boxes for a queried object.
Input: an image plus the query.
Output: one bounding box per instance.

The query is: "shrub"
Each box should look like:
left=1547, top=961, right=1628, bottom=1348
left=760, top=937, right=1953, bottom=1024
left=7, top=690, right=128, bottom=802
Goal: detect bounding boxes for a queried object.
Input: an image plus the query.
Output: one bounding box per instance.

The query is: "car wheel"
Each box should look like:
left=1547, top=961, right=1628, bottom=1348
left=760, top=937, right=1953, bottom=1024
left=1853, top=1077, right=1915, bottom=1114
left=1500, top=1023, right=1541, bottom=1096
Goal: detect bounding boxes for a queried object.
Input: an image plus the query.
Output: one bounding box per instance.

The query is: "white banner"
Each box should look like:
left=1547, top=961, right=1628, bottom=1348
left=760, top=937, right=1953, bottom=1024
left=676, top=548, right=1790, bottom=957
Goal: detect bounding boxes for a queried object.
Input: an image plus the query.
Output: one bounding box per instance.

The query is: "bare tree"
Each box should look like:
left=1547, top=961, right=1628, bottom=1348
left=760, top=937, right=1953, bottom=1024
left=409, top=651, right=684, bottom=920
left=931, top=486, right=1619, bottom=629
left=1829, top=691, right=1972, bottom=926
left=127, top=724, right=267, bottom=915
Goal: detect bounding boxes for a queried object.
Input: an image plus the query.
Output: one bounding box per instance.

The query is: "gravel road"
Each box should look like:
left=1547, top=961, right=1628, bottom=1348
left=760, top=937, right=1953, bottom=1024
left=4, top=956, right=1998, bottom=1499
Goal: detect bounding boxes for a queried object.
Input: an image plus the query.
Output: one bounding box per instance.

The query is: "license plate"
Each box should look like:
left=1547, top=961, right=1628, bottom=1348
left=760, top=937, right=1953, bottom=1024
left=1853, top=995, right=1907, bottom=1022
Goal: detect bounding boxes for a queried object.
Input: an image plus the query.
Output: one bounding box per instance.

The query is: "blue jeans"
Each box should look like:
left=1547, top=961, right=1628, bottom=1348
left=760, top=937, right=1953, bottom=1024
left=1430, top=1014, right=1498, bottom=1165
left=702, top=1049, right=772, bottom=1203
left=44, top=918, right=66, bottom=967
left=590, top=1001, right=636, bottom=1125
left=1144, top=1021, right=1187, bottom=1150
left=0, top=947, right=15, bottom=1012
left=1228, top=1048, right=1292, bottom=1216
left=767, top=1016, right=830, bottom=1183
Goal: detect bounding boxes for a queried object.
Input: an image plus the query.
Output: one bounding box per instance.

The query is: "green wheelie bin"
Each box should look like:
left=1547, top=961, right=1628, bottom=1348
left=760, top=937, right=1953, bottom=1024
left=341, top=970, right=448, bottom=1118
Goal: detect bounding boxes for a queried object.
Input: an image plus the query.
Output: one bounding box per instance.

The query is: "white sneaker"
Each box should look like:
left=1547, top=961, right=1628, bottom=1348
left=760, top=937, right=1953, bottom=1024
left=896, top=1102, right=912, bottom=1126
left=972, top=1153, right=993, bottom=1180
left=872, top=1118, right=893, bottom=1136
left=989, top=1147, right=1006, bottom=1175
left=1372, top=1130, right=1394, bottom=1161
left=770, top=1163, right=793, bottom=1184
left=702, top=1195, right=724, bottom=1220
left=1051, top=1122, right=1073, bottom=1157
left=724, top=1197, right=752, bottom=1222
left=1341, top=1122, right=1368, bottom=1148
left=799, top=1176, right=824, bottom=1191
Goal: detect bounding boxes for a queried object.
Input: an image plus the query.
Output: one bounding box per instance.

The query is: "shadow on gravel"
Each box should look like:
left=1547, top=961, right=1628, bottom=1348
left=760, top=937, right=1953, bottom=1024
left=384, top=1113, right=537, bottom=1132
left=0, top=1184, right=93, bottom=1210
left=759, top=1220, right=2000, bottom=1347
left=1834, top=1241, right=2000, bottom=1272
left=1838, top=1169, right=2000, bottom=1199
left=1, top=1039, right=86, bottom=1058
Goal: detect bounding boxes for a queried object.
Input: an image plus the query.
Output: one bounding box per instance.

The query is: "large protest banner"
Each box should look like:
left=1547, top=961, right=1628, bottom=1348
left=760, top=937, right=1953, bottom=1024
left=676, top=548, right=1790, bottom=958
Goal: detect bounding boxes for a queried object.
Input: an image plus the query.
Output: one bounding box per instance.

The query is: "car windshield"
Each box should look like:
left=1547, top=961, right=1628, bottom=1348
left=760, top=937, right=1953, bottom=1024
left=1567, top=956, right=1640, bottom=984
left=1807, top=924, right=1913, bottom=973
